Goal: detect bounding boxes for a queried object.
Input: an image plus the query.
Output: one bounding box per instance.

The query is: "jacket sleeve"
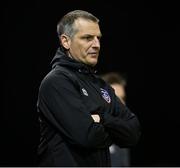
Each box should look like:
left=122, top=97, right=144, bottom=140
left=37, top=73, right=112, bottom=149
left=101, top=86, right=141, bottom=148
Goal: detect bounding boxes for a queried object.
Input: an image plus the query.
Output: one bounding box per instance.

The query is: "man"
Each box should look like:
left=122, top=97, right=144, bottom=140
left=101, top=72, right=131, bottom=166
left=37, top=10, right=141, bottom=167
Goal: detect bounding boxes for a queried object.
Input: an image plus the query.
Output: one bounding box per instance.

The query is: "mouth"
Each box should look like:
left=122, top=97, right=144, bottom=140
left=88, top=53, right=98, bottom=57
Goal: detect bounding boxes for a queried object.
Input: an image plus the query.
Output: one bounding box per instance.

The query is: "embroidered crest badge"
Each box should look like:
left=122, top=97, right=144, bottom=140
left=82, top=88, right=88, bottom=96
left=100, top=88, right=111, bottom=103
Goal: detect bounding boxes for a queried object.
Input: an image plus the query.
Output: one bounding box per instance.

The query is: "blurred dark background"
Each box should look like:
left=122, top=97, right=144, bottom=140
left=2, top=1, right=179, bottom=166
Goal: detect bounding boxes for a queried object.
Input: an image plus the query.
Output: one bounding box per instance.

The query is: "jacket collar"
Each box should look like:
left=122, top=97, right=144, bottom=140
left=51, top=47, right=97, bottom=74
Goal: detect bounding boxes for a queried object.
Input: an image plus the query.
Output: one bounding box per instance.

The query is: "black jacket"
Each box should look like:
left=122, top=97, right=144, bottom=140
left=37, top=48, right=141, bottom=166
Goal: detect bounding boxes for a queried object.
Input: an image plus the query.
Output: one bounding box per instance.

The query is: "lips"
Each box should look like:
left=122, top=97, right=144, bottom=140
left=88, top=52, right=98, bottom=55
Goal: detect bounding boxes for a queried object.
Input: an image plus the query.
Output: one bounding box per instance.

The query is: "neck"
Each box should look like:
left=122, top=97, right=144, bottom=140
left=67, top=50, right=74, bottom=59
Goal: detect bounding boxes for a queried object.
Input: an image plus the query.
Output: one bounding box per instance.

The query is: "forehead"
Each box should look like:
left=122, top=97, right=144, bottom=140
left=73, top=18, right=101, bottom=36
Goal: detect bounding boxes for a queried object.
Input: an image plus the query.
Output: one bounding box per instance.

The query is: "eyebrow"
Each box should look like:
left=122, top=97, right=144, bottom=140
left=81, top=34, right=102, bottom=38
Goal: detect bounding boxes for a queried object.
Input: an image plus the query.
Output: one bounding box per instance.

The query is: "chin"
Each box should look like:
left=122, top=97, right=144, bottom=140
left=89, top=61, right=97, bottom=67
left=90, top=59, right=98, bottom=66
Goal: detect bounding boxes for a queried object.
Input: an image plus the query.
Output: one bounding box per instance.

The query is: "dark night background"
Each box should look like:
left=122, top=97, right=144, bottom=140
left=2, top=1, right=179, bottom=166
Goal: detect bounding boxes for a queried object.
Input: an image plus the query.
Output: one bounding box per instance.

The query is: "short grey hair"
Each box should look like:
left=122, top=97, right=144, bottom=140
left=57, top=10, right=99, bottom=38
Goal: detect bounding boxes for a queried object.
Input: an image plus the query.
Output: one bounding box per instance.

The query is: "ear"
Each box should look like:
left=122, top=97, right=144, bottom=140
left=60, top=34, right=71, bottom=50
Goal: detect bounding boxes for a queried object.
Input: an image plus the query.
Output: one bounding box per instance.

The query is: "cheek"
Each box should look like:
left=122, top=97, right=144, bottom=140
left=82, top=46, right=90, bottom=56
left=72, top=42, right=91, bottom=57
left=70, top=44, right=81, bottom=55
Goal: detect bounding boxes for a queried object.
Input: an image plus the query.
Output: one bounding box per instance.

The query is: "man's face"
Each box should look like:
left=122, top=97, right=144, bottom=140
left=67, top=18, right=101, bottom=67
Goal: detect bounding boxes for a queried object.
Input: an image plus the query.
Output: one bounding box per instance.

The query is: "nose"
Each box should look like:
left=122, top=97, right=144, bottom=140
left=92, top=37, right=100, bottom=48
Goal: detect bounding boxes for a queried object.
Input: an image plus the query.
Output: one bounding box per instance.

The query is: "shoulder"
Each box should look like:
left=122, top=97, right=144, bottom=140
left=40, top=66, right=77, bottom=90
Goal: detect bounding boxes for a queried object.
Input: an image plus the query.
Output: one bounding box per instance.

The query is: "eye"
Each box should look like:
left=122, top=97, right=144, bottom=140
left=97, top=36, right=101, bottom=41
left=84, top=36, right=94, bottom=41
left=82, top=35, right=101, bottom=42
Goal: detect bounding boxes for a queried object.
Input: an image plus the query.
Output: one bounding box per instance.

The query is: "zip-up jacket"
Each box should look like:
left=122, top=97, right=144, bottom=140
left=37, top=47, right=141, bottom=166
